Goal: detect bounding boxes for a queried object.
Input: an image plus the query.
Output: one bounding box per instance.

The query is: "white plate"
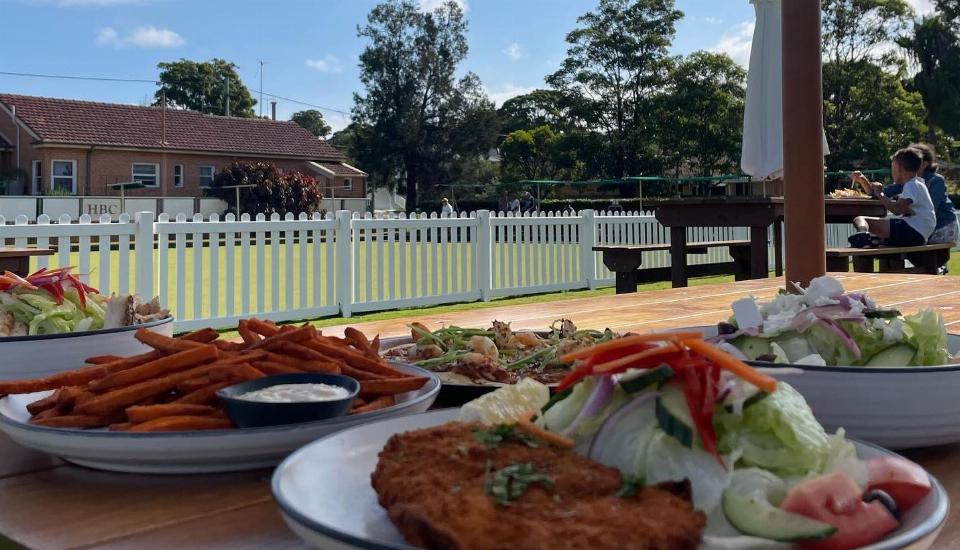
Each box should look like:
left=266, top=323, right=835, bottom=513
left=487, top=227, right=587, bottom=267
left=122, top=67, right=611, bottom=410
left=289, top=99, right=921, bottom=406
left=0, top=317, right=174, bottom=380
left=689, top=325, right=960, bottom=449
left=272, top=409, right=949, bottom=550
left=0, top=364, right=440, bottom=474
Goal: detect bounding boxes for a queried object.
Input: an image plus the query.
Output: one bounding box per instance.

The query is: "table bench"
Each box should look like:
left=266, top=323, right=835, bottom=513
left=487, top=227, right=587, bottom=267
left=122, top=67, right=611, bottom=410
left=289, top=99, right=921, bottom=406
left=594, top=240, right=752, bottom=293
left=0, top=248, right=54, bottom=276
left=825, top=243, right=954, bottom=275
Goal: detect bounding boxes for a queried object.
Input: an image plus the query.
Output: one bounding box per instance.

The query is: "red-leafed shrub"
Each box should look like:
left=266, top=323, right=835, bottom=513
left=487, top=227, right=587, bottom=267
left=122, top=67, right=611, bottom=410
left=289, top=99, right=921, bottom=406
left=209, top=161, right=324, bottom=215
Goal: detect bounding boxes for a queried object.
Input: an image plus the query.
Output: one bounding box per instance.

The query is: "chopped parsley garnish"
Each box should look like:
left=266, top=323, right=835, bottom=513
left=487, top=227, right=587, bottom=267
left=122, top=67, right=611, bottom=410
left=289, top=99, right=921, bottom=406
left=472, top=425, right=539, bottom=449
left=617, top=476, right=643, bottom=498
left=484, top=462, right=554, bottom=506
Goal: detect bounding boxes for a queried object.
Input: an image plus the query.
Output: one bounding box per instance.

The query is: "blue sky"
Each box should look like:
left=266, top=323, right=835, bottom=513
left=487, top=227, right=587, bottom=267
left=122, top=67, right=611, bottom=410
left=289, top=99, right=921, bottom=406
left=0, top=0, right=934, bottom=133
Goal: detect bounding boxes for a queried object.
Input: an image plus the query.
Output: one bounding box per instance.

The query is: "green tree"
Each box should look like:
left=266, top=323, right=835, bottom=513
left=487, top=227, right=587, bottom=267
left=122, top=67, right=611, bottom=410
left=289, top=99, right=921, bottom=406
left=656, top=52, right=746, bottom=176
left=154, top=59, right=256, bottom=117
left=821, top=0, right=913, bottom=64
left=497, top=90, right=571, bottom=135
left=353, top=0, right=499, bottom=211
left=499, top=125, right=559, bottom=181
left=547, top=0, right=683, bottom=178
left=898, top=13, right=960, bottom=143
left=290, top=109, right=332, bottom=137
left=822, top=60, right=926, bottom=170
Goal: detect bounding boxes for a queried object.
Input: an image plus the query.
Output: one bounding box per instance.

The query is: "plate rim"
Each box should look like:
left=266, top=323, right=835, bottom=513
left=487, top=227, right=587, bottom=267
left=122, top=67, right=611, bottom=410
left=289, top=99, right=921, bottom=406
left=0, top=365, right=440, bottom=439
left=0, top=315, right=174, bottom=343
left=270, top=409, right=950, bottom=550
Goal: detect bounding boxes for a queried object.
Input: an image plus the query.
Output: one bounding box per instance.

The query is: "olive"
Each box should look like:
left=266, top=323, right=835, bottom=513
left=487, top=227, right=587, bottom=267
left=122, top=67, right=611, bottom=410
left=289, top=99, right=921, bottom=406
left=863, top=489, right=901, bottom=521
left=717, top=322, right=738, bottom=335
left=755, top=354, right=778, bottom=363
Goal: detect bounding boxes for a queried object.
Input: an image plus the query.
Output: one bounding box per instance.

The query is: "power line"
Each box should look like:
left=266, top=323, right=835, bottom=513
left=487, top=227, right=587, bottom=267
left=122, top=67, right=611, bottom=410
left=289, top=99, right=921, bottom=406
left=0, top=69, right=353, bottom=117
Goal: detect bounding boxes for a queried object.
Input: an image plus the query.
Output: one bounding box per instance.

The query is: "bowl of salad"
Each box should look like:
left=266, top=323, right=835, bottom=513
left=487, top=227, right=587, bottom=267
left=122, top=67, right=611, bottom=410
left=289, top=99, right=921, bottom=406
left=458, top=333, right=947, bottom=550
left=0, top=267, right=173, bottom=380
left=703, top=276, right=960, bottom=449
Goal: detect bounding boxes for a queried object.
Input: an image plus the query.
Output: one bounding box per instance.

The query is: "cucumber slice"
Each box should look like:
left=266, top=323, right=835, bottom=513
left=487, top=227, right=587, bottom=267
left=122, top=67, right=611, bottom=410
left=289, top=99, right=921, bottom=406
left=722, top=491, right=836, bottom=542
left=656, top=381, right=695, bottom=447
left=721, top=378, right=770, bottom=413
left=616, top=365, right=674, bottom=394
left=865, top=344, right=916, bottom=366
left=733, top=336, right=772, bottom=360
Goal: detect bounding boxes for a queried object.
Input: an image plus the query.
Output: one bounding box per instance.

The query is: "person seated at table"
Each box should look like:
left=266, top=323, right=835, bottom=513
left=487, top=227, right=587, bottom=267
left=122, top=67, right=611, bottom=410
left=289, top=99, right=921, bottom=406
left=849, top=147, right=936, bottom=248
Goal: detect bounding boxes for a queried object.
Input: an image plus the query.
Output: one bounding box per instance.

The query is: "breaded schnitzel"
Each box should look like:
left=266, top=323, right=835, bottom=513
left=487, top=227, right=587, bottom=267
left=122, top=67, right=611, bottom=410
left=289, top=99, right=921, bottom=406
left=371, top=421, right=705, bottom=550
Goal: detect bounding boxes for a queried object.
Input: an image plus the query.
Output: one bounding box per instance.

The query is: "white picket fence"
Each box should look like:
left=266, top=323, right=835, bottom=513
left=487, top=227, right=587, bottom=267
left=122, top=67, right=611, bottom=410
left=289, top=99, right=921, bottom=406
left=0, top=209, right=878, bottom=330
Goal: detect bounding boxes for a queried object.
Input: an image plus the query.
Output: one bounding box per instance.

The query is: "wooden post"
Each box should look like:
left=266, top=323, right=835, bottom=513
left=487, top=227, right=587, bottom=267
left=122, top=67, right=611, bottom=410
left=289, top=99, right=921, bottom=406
left=782, top=0, right=826, bottom=289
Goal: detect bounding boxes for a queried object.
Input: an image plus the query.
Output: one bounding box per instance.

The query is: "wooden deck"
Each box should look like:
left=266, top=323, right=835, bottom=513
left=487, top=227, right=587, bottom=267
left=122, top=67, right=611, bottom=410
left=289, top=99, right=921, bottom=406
left=0, top=273, right=957, bottom=549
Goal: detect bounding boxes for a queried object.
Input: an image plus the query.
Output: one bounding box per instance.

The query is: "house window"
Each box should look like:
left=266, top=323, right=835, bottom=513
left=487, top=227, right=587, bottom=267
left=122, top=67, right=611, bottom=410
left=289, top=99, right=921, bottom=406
left=198, top=165, right=215, bottom=188
left=343, top=177, right=352, bottom=191
left=132, top=163, right=159, bottom=187
left=50, top=160, right=76, bottom=194
left=174, top=165, right=183, bottom=188
left=32, top=160, right=41, bottom=195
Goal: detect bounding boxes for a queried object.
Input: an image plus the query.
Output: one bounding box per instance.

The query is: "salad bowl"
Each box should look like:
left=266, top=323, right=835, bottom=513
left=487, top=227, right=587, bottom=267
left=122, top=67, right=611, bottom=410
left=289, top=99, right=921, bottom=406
left=0, top=316, right=173, bottom=380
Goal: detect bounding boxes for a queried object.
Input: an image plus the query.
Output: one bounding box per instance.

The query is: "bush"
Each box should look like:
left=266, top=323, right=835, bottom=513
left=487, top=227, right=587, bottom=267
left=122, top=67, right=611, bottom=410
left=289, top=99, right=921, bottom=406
left=208, top=162, right=323, bottom=215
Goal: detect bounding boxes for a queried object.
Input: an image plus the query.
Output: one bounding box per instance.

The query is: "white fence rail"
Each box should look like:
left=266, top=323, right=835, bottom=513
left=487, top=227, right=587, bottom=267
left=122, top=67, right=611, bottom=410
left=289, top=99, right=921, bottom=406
left=0, top=209, right=935, bottom=331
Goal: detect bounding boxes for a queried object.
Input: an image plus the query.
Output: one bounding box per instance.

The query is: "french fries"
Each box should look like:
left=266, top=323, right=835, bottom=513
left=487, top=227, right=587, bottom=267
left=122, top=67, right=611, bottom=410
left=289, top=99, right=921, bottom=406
left=4, top=319, right=428, bottom=432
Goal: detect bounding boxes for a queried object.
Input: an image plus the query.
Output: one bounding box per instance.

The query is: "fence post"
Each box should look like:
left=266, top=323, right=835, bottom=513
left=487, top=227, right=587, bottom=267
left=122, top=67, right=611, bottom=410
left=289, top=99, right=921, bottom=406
left=580, top=209, right=598, bottom=289
left=134, top=211, right=155, bottom=298
left=476, top=210, right=493, bottom=301
left=335, top=210, right=354, bottom=318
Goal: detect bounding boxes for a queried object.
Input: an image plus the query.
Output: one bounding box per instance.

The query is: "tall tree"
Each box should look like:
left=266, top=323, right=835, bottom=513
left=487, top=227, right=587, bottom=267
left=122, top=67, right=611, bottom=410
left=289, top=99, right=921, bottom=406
left=499, top=125, right=559, bottom=181
left=547, top=0, right=683, bottom=178
left=898, top=12, right=960, bottom=143
left=821, top=0, right=913, bottom=64
left=497, top=89, right=571, bottom=135
left=657, top=52, right=746, bottom=176
left=353, top=0, right=498, bottom=211
left=154, top=59, right=256, bottom=117
left=290, top=110, right=332, bottom=137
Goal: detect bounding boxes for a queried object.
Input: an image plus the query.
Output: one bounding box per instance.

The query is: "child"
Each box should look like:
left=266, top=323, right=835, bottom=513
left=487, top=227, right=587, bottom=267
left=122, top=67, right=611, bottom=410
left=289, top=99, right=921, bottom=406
left=849, top=147, right=936, bottom=247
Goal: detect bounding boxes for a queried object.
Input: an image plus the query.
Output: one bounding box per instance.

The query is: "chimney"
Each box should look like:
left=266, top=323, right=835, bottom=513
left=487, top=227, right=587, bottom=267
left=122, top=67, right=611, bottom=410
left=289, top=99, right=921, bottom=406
left=270, top=101, right=277, bottom=121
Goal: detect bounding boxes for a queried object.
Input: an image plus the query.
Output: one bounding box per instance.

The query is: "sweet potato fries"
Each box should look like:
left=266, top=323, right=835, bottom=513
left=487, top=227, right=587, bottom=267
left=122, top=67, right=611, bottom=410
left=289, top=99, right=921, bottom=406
left=0, top=319, right=427, bottom=432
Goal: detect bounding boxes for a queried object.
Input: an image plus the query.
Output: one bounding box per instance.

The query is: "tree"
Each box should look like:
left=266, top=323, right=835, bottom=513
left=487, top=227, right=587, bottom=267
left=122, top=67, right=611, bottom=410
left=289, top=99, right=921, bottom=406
left=154, top=59, right=256, bottom=117
left=547, top=0, right=683, bottom=178
left=499, top=125, right=559, bottom=181
left=290, top=110, right=332, bottom=137
left=497, top=89, right=571, bottom=135
left=208, top=162, right=324, bottom=215
left=898, top=13, right=960, bottom=143
left=821, top=0, right=913, bottom=64
left=822, top=60, right=926, bottom=170
left=353, top=0, right=499, bottom=211
left=656, top=52, right=746, bottom=176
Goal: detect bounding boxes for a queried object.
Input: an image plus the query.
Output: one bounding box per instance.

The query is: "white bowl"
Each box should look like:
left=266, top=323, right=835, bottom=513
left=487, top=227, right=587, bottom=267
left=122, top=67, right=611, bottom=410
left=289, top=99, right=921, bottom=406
left=0, top=317, right=174, bottom=380
left=685, top=325, right=960, bottom=449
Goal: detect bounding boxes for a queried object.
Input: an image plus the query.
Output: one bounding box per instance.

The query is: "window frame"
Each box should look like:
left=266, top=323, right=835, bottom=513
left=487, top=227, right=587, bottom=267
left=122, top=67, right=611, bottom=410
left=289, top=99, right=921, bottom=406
left=173, top=164, right=184, bottom=188
left=31, top=160, right=42, bottom=195
left=342, top=177, right=352, bottom=191
left=50, top=159, right=77, bottom=195
left=131, top=163, right=160, bottom=188
left=198, top=165, right=215, bottom=188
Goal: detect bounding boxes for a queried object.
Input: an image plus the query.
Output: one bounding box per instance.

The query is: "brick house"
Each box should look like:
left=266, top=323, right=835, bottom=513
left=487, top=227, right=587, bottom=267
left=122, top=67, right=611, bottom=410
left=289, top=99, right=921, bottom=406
left=0, top=94, right=366, bottom=200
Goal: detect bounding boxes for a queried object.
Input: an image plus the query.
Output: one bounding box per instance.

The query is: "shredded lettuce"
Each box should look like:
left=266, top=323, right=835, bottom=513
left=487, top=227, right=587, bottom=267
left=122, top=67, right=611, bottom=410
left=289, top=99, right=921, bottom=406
left=0, top=288, right=107, bottom=336
left=645, top=430, right=739, bottom=513
left=538, top=377, right=594, bottom=432
left=903, top=309, right=950, bottom=366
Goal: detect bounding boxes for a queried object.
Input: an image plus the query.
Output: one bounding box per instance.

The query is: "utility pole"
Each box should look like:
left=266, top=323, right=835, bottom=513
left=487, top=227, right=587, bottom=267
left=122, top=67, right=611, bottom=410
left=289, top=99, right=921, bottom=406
left=258, top=60, right=268, bottom=117
left=225, top=77, right=230, bottom=117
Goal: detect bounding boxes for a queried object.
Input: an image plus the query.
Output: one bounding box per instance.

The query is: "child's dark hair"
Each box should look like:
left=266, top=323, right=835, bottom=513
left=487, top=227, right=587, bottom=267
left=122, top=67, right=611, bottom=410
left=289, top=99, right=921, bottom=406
left=908, top=142, right=939, bottom=172
left=890, top=147, right=923, bottom=173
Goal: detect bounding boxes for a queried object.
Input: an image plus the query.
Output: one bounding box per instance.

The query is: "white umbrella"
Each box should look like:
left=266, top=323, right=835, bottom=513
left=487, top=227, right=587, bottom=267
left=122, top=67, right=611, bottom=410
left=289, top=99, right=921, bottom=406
left=741, top=0, right=828, bottom=180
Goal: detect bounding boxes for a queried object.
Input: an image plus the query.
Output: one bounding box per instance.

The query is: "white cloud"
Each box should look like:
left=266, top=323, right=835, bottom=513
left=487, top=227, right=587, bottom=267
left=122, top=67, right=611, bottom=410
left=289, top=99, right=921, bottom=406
left=906, top=0, right=936, bottom=16
left=96, top=25, right=184, bottom=48
left=418, top=0, right=467, bottom=13
left=703, top=16, right=722, bottom=25
left=305, top=55, right=344, bottom=73
left=484, top=83, right=536, bottom=107
left=710, top=21, right=754, bottom=67
left=502, top=42, right=521, bottom=60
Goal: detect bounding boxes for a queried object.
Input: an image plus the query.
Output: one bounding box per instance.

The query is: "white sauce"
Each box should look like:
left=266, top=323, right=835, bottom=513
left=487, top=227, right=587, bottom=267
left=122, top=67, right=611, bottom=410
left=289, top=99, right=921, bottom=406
left=237, top=383, right=350, bottom=403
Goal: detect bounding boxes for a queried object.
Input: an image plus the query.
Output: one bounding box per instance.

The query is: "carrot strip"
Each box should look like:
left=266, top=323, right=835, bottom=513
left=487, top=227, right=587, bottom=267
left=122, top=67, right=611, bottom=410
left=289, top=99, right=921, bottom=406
left=517, top=411, right=574, bottom=449
left=682, top=339, right=777, bottom=393
left=591, top=343, right=681, bottom=373
left=559, top=332, right=703, bottom=363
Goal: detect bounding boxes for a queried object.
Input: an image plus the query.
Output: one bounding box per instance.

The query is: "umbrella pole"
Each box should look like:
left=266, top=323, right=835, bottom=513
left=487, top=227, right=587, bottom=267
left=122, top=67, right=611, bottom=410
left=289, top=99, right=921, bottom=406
left=782, top=0, right=826, bottom=289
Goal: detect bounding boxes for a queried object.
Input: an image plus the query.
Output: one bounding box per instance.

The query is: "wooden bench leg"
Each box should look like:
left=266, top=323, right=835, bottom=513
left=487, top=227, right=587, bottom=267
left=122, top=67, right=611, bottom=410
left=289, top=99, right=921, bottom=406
left=826, top=256, right=849, bottom=273
left=773, top=220, right=783, bottom=277
left=877, top=256, right=901, bottom=273
left=614, top=271, right=639, bottom=294
left=906, top=252, right=940, bottom=275
left=670, top=227, right=688, bottom=288
left=749, top=226, right=769, bottom=280
left=852, top=256, right=875, bottom=273
left=729, top=247, right=751, bottom=281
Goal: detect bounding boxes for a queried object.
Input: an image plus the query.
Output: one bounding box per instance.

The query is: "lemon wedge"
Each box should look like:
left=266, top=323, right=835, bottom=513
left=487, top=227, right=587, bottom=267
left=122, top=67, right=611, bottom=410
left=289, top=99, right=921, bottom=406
left=458, top=378, right=550, bottom=424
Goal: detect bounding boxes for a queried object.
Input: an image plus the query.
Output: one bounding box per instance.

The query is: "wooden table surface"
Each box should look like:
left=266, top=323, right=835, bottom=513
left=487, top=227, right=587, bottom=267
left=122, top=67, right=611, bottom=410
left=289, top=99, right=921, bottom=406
left=1, top=273, right=957, bottom=549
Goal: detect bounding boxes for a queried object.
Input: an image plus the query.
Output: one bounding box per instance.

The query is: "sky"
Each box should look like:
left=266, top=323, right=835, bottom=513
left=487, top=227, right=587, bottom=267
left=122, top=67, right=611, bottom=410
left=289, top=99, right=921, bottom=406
left=0, top=0, right=938, bottom=134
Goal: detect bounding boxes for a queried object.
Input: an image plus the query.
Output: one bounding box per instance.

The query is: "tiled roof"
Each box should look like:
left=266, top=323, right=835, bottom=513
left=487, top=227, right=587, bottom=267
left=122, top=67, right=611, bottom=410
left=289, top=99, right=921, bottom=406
left=318, top=162, right=367, bottom=176
left=0, top=93, right=344, bottom=161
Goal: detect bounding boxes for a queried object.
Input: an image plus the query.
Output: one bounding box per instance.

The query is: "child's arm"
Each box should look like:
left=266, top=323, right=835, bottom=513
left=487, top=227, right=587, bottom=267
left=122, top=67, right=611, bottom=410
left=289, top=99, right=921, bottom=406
left=881, top=195, right=914, bottom=216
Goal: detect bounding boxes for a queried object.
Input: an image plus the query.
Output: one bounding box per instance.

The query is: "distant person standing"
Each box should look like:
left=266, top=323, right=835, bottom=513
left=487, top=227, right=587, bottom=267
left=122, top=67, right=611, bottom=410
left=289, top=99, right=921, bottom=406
left=497, top=191, right=509, bottom=213
left=520, top=191, right=535, bottom=213
left=440, top=198, right=454, bottom=218
left=509, top=194, right=521, bottom=214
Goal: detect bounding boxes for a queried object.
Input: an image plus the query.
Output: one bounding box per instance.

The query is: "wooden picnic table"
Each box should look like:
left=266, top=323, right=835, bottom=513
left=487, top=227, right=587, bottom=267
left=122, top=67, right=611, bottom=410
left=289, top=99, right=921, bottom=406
left=0, top=248, right=54, bottom=277
left=0, top=273, right=956, bottom=549
left=653, top=197, right=888, bottom=287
